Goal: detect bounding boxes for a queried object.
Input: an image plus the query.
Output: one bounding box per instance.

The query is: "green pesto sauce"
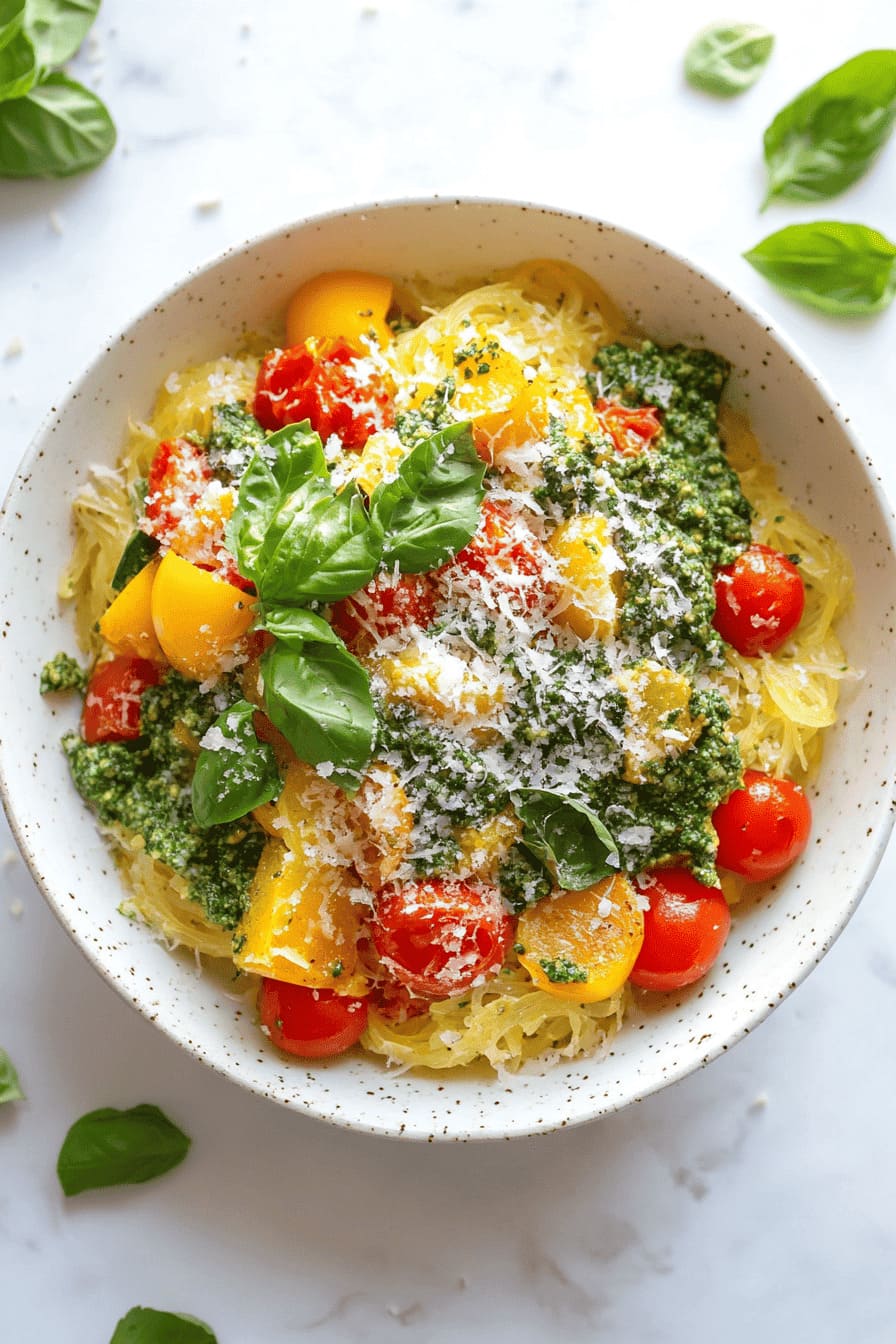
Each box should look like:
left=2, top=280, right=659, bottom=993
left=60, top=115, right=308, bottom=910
left=585, top=689, right=742, bottom=886
left=537, top=955, right=588, bottom=985
left=394, top=377, right=457, bottom=447
left=206, top=401, right=266, bottom=479
left=40, top=652, right=87, bottom=695
left=63, top=672, right=264, bottom=929
left=498, top=844, right=552, bottom=913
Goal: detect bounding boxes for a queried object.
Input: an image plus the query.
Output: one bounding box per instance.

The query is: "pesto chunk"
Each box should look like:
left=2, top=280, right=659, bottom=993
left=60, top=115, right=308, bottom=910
left=537, top=954, right=588, bottom=984
left=206, top=401, right=266, bottom=479
left=41, top=652, right=87, bottom=695
left=62, top=672, right=264, bottom=928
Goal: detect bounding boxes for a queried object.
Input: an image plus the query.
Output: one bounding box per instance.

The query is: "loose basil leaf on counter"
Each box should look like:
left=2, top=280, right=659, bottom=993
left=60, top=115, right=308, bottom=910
left=191, top=700, right=281, bottom=828
left=762, top=50, right=896, bottom=206
left=226, top=420, right=328, bottom=582
left=259, top=479, right=382, bottom=605
left=0, top=72, right=115, bottom=178
left=684, top=23, right=774, bottom=97
left=513, top=789, right=618, bottom=891
left=0, top=1047, right=24, bottom=1105
left=57, top=1103, right=190, bottom=1197
left=26, top=0, right=100, bottom=67
left=0, top=28, right=35, bottom=102
left=0, top=1, right=27, bottom=51
left=110, top=1306, right=217, bottom=1344
left=370, top=420, right=484, bottom=573
left=261, top=637, right=375, bottom=793
left=260, top=605, right=342, bottom=649
left=111, top=530, right=160, bottom=591
left=744, top=221, right=896, bottom=316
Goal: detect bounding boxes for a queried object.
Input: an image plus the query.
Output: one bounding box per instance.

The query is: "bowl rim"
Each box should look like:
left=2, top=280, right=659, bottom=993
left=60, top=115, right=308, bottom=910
left=3, top=193, right=896, bottom=1141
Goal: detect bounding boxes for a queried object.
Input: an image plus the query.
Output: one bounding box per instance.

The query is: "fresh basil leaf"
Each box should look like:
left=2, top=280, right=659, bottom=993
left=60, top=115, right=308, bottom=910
left=57, top=1103, right=190, bottom=1197
left=0, top=1047, right=24, bottom=1104
left=744, top=221, right=896, bottom=316
left=0, top=71, right=115, bottom=178
left=0, top=28, right=34, bottom=101
left=111, top=530, right=160, bottom=591
left=191, top=700, right=281, bottom=828
left=110, top=1307, right=217, bottom=1344
left=226, top=421, right=327, bottom=582
left=25, top=0, right=100, bottom=66
left=684, top=23, right=774, bottom=97
left=763, top=50, right=896, bottom=206
left=513, top=788, right=618, bottom=891
left=261, top=638, right=375, bottom=793
left=259, top=479, right=382, bottom=605
left=0, top=1, right=26, bottom=51
left=370, top=421, right=484, bottom=573
left=259, top=605, right=341, bottom=648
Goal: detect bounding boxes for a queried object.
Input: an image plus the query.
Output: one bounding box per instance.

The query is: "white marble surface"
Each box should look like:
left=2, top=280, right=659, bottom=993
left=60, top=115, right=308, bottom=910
left=2, top=1, right=895, bottom=1339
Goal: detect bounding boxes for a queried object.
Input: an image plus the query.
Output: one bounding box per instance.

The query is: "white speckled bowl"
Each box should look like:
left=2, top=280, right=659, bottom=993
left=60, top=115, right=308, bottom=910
left=2, top=199, right=895, bottom=1140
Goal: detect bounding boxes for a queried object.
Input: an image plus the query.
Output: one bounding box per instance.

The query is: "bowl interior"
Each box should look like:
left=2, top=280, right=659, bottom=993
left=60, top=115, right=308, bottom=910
left=3, top=199, right=895, bottom=1139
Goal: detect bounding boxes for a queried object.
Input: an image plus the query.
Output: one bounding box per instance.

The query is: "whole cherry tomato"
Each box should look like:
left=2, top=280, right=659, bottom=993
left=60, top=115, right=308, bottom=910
left=82, top=656, right=163, bottom=744
left=330, top=573, right=437, bottom=652
left=628, top=867, right=731, bottom=992
left=254, top=338, right=394, bottom=449
left=594, top=397, right=662, bottom=456
left=445, top=498, right=550, bottom=612
left=258, top=979, right=369, bottom=1059
left=713, top=770, right=811, bottom=881
left=371, top=877, right=514, bottom=998
left=713, top=543, right=805, bottom=657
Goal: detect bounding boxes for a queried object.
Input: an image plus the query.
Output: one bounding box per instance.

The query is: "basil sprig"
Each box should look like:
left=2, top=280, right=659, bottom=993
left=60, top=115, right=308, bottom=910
left=762, top=50, right=896, bottom=207
left=57, top=1103, right=191, bottom=1197
left=191, top=700, right=281, bottom=827
left=370, top=421, right=485, bottom=572
left=514, top=788, right=618, bottom=891
left=26, top=0, right=100, bottom=67
left=0, top=26, right=35, bottom=102
left=684, top=23, right=774, bottom=98
left=745, top=221, right=896, bottom=316
left=0, top=1047, right=24, bottom=1105
left=110, top=1307, right=217, bottom=1344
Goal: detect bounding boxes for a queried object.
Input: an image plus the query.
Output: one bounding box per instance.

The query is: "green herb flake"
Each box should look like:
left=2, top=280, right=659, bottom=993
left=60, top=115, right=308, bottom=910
left=56, top=1103, right=191, bottom=1197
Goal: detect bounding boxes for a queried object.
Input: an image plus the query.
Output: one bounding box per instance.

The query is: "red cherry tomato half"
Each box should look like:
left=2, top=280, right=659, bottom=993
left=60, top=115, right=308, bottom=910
left=629, top=867, right=731, bottom=993
left=371, top=877, right=514, bottom=998
left=258, top=979, right=369, bottom=1059
left=713, top=543, right=805, bottom=657
left=330, top=572, right=437, bottom=652
left=254, top=338, right=394, bottom=449
left=713, top=769, right=811, bottom=881
left=445, top=498, right=550, bottom=612
left=82, top=656, right=163, bottom=744
left=144, top=438, right=212, bottom=543
left=594, top=397, right=662, bottom=456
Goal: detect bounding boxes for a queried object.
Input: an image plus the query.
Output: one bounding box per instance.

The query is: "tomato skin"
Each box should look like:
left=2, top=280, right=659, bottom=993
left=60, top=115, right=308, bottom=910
left=144, top=438, right=212, bottom=542
left=445, top=498, right=550, bottom=611
left=254, top=338, right=394, bottom=449
left=594, top=397, right=662, bottom=456
left=82, top=656, right=163, bottom=744
left=330, top=573, right=437, bottom=652
left=371, top=877, right=514, bottom=998
left=628, top=867, right=730, bottom=992
left=713, top=770, right=811, bottom=881
left=258, top=979, right=368, bottom=1059
left=713, top=543, right=805, bottom=657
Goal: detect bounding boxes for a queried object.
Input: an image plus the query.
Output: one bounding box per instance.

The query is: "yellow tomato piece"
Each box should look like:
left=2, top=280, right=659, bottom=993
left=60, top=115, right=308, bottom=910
left=168, top=481, right=236, bottom=566
left=377, top=644, right=504, bottom=726
left=99, top=559, right=165, bottom=663
left=285, top=270, right=394, bottom=349
left=615, top=661, right=704, bottom=784
left=150, top=551, right=256, bottom=681
left=457, top=809, right=522, bottom=880
left=345, top=428, right=407, bottom=496
left=234, top=838, right=366, bottom=993
left=548, top=514, right=622, bottom=640
left=517, top=875, right=644, bottom=1003
left=452, top=342, right=547, bottom=459
left=346, top=762, right=413, bottom=890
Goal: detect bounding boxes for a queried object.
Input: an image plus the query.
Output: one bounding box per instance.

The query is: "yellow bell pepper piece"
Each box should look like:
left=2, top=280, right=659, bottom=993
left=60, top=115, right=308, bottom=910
left=150, top=550, right=256, bottom=681
left=548, top=514, right=622, bottom=640
left=285, top=270, right=394, bottom=349
left=615, top=660, right=704, bottom=784
left=517, top=874, right=644, bottom=1003
left=99, top=559, right=165, bottom=663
